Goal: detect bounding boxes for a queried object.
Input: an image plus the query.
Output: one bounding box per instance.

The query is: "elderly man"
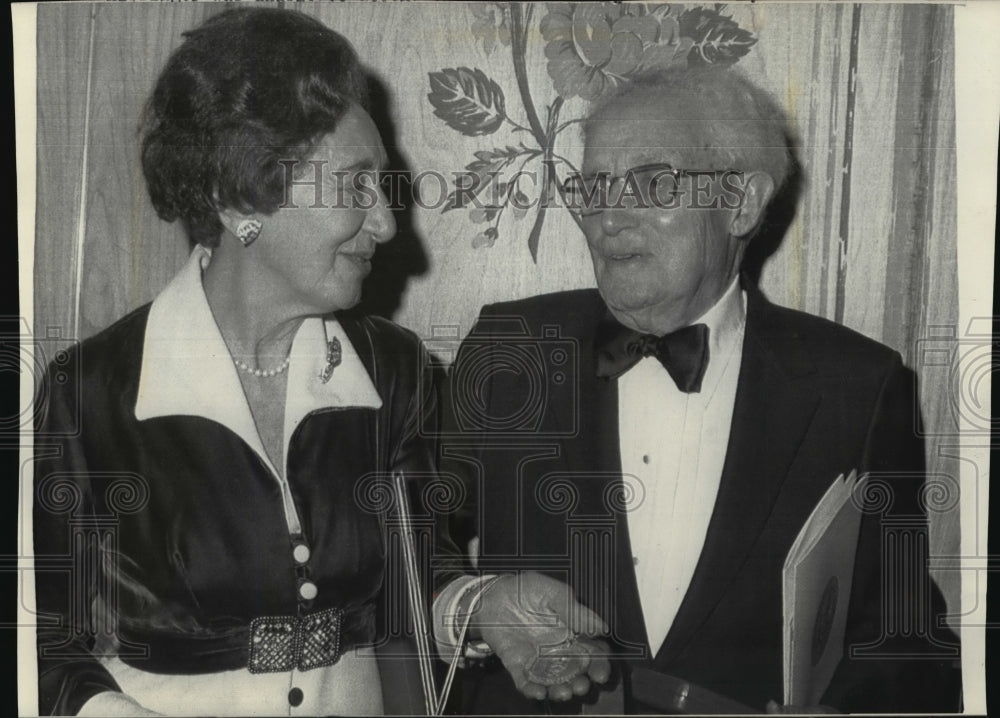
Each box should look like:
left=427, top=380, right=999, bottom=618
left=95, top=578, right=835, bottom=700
left=433, top=67, right=959, bottom=714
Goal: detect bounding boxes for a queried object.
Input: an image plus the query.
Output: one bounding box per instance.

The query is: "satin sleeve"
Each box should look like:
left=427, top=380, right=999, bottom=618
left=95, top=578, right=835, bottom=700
left=33, top=348, right=123, bottom=715
left=387, top=333, right=468, bottom=593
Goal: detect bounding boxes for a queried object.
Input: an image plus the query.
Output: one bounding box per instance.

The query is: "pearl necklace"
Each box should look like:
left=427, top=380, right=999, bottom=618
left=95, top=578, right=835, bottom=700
left=233, top=355, right=290, bottom=378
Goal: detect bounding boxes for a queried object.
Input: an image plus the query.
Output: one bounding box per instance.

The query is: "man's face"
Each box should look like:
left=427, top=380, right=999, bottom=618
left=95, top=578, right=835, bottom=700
left=580, top=94, right=746, bottom=335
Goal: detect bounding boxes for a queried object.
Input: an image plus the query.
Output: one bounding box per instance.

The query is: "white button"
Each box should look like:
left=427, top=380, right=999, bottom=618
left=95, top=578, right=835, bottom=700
left=293, top=544, right=311, bottom=564
left=299, top=581, right=318, bottom=601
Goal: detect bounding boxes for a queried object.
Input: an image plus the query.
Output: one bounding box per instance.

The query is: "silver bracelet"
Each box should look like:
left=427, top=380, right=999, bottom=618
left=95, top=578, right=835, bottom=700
left=453, top=574, right=506, bottom=654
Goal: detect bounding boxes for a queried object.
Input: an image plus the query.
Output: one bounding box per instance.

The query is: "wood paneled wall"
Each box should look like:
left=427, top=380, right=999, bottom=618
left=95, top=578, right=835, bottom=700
left=32, top=2, right=960, bottom=617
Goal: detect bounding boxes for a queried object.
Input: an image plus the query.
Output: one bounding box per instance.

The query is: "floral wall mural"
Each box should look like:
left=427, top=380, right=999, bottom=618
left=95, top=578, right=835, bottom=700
left=427, top=3, right=757, bottom=260
left=32, top=2, right=961, bottom=621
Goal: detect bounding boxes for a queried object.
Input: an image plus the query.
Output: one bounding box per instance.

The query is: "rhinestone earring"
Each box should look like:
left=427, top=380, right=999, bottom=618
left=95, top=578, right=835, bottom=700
left=236, top=218, right=262, bottom=247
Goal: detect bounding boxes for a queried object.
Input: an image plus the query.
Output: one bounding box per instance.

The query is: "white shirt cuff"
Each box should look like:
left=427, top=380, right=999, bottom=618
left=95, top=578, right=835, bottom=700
left=431, top=574, right=498, bottom=662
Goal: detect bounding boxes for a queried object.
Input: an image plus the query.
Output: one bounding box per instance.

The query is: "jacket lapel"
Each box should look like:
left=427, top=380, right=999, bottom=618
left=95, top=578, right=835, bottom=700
left=653, top=283, right=822, bottom=668
left=589, top=361, right=652, bottom=658
left=544, top=295, right=652, bottom=657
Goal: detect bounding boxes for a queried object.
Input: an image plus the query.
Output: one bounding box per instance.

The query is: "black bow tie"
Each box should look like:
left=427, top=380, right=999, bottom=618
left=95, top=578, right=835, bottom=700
left=596, top=318, right=710, bottom=393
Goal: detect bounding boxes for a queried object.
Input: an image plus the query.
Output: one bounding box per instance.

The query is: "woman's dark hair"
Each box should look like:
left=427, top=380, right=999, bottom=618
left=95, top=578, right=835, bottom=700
left=141, top=7, right=369, bottom=247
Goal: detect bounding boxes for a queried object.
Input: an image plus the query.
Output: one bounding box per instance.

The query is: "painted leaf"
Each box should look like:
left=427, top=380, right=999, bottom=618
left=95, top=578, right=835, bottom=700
left=678, top=5, right=721, bottom=36
left=678, top=7, right=757, bottom=66
left=428, top=67, right=507, bottom=136
left=691, top=25, right=757, bottom=65
left=466, top=145, right=526, bottom=173
left=444, top=145, right=530, bottom=212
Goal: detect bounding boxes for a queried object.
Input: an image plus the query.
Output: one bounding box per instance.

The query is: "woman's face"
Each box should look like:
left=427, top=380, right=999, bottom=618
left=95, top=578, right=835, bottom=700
left=244, top=104, right=396, bottom=314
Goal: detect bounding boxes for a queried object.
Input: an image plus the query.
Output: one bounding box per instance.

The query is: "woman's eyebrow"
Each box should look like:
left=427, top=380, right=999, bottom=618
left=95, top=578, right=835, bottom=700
left=335, top=158, right=374, bottom=172
left=334, top=156, right=387, bottom=173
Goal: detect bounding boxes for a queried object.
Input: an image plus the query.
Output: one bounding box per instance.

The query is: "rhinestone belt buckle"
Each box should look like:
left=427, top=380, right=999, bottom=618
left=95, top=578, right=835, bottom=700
left=248, top=607, right=344, bottom=673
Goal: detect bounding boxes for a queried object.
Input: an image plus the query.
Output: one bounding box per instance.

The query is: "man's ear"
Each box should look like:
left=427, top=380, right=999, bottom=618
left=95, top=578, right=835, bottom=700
left=729, top=171, right=775, bottom=239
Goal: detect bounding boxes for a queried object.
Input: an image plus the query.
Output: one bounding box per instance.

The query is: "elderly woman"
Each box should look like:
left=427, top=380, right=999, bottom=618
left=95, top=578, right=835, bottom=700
left=33, top=8, right=458, bottom=716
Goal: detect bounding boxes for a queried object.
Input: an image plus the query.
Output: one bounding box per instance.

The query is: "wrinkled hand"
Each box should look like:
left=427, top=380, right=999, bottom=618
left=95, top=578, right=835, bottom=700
left=473, top=572, right=612, bottom=701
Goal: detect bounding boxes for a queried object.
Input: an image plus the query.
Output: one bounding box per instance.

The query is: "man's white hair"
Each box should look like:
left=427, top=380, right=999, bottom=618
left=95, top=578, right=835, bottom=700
left=585, top=66, right=795, bottom=192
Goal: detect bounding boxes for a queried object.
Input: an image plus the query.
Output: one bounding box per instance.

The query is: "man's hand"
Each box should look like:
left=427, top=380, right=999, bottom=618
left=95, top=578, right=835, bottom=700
left=472, top=572, right=612, bottom=701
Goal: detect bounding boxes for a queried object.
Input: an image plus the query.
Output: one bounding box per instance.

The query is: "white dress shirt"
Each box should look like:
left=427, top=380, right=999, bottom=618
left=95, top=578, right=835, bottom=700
left=619, top=278, right=746, bottom=655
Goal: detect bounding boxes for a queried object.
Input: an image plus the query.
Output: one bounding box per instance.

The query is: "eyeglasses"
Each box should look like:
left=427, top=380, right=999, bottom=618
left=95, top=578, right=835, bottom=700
left=561, top=163, right=741, bottom=217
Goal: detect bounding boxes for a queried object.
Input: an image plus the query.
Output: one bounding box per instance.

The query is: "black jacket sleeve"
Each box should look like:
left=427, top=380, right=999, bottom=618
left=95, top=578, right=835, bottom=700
left=822, top=354, right=962, bottom=712
left=33, top=348, right=123, bottom=715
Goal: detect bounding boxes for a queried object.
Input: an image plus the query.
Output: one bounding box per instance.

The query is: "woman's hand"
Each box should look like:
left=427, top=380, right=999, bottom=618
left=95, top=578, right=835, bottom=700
left=77, top=691, right=163, bottom=717
left=472, top=572, right=612, bottom=702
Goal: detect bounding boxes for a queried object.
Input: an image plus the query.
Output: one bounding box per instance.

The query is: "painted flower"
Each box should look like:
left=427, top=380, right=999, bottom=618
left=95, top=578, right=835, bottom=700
left=469, top=2, right=511, bottom=56
left=472, top=227, right=499, bottom=249
left=511, top=190, right=530, bottom=220
left=540, top=3, right=688, bottom=102
left=469, top=207, right=492, bottom=224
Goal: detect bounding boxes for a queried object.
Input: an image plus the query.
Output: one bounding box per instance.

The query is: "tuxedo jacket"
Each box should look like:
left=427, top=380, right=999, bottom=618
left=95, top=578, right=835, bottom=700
left=440, top=282, right=960, bottom=714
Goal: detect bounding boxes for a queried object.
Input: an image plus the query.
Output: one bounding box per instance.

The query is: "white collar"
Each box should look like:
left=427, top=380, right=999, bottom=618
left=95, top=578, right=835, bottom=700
left=694, top=276, right=746, bottom=360
left=688, top=276, right=746, bottom=398
left=134, top=245, right=382, bottom=476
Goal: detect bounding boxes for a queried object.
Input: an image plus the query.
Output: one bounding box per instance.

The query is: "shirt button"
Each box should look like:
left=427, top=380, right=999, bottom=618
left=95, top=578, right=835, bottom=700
left=288, top=687, right=304, bottom=707
left=293, top=544, right=311, bottom=564
left=642, top=454, right=650, bottom=464
left=299, top=581, right=318, bottom=601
